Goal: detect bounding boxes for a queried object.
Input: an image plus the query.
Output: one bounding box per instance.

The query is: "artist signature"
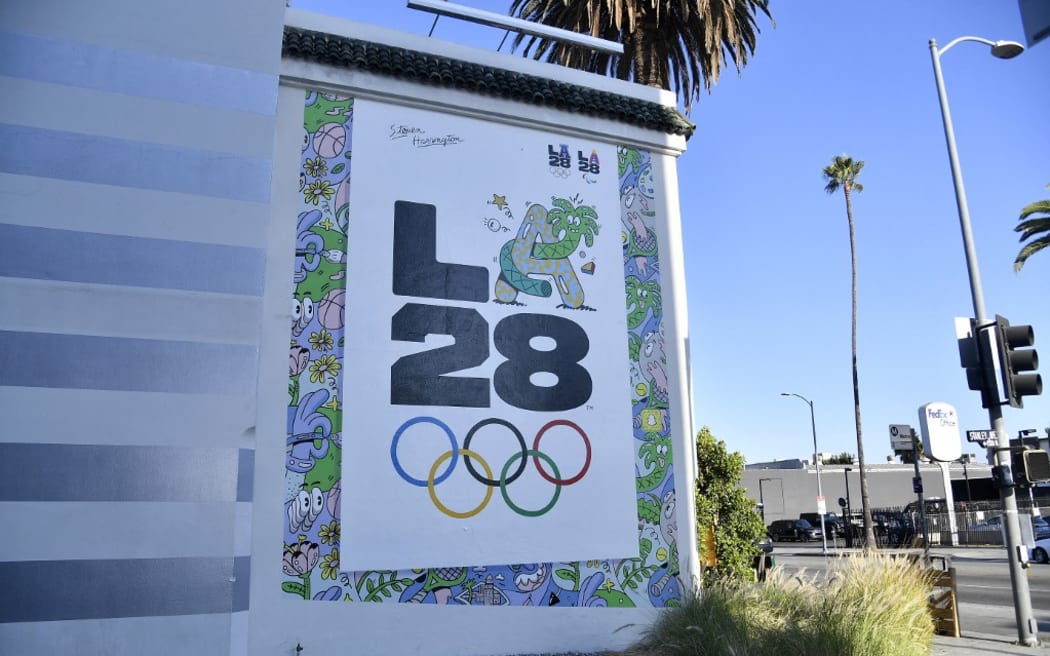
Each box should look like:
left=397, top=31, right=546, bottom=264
left=389, top=124, right=464, bottom=148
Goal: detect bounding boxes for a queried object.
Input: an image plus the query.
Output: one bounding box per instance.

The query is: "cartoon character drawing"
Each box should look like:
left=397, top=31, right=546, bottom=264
left=508, top=563, right=557, bottom=607
left=494, top=198, right=599, bottom=309
left=621, top=174, right=658, bottom=280
left=625, top=276, right=662, bottom=331
left=287, top=485, right=324, bottom=532
left=636, top=431, right=672, bottom=492
left=647, top=488, right=681, bottom=606
left=287, top=389, right=332, bottom=474
left=400, top=567, right=468, bottom=604
left=294, top=210, right=325, bottom=285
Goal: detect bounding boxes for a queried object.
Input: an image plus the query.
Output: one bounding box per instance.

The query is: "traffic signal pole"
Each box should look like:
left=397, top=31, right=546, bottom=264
left=930, top=38, right=1039, bottom=646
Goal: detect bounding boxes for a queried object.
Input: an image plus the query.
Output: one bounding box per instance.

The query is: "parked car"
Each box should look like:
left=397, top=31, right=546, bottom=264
left=768, top=519, right=822, bottom=542
left=975, top=514, right=1050, bottom=540
left=800, top=512, right=843, bottom=536
left=872, top=511, right=916, bottom=547
left=904, top=497, right=949, bottom=515
left=1034, top=516, right=1050, bottom=540
left=1031, top=537, right=1050, bottom=564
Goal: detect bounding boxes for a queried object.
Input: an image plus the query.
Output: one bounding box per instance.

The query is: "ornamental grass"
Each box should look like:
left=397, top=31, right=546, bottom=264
left=623, top=553, right=936, bottom=656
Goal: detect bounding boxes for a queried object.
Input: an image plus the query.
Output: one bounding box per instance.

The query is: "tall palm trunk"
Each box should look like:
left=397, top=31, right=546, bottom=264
left=844, top=185, right=876, bottom=548
left=629, top=15, right=665, bottom=89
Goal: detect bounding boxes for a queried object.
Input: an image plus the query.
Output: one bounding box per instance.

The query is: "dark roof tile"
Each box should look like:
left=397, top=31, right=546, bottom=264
left=283, top=26, right=694, bottom=138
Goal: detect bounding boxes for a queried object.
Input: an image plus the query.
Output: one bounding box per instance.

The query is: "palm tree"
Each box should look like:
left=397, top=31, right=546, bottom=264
left=1013, top=183, right=1050, bottom=272
left=822, top=155, right=877, bottom=549
left=507, top=0, right=772, bottom=111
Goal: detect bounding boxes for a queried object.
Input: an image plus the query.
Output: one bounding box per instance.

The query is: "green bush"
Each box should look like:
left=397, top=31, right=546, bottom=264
left=694, top=427, right=767, bottom=586
left=624, top=554, right=936, bottom=656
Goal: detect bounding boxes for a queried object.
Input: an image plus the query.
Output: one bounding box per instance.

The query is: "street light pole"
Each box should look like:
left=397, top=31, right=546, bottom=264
left=844, top=467, right=854, bottom=547
left=960, top=457, right=972, bottom=505
left=929, top=35, right=1037, bottom=647
left=781, top=392, right=827, bottom=555
left=758, top=478, right=771, bottom=523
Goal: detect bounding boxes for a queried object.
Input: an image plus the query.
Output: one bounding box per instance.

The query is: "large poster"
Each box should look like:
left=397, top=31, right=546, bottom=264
left=283, top=90, right=681, bottom=608
left=341, top=98, right=638, bottom=570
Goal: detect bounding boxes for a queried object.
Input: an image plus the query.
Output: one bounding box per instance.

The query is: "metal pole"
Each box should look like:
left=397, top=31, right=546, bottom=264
left=758, top=479, right=767, bottom=523
left=963, top=460, right=972, bottom=504
left=782, top=393, right=828, bottom=554
left=929, top=37, right=1037, bottom=646
left=807, top=399, right=828, bottom=555
left=844, top=467, right=853, bottom=547
left=911, top=430, right=930, bottom=559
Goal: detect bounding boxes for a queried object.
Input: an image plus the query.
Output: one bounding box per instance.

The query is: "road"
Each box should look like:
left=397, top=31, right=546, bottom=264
left=770, top=542, right=1050, bottom=639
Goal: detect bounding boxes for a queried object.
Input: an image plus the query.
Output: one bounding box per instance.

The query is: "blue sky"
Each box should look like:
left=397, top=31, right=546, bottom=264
left=292, top=1, right=1050, bottom=463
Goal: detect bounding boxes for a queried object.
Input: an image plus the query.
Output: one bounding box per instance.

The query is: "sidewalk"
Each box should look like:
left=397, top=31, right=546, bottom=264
left=786, top=545, right=1049, bottom=653
left=933, top=632, right=1048, bottom=654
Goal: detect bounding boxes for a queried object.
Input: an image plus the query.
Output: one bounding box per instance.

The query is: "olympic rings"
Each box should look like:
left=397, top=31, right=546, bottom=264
left=500, top=449, right=561, bottom=517
left=428, top=449, right=493, bottom=519
left=463, top=418, right=526, bottom=487
left=533, top=419, right=591, bottom=485
left=391, top=416, right=457, bottom=487
left=390, top=416, right=592, bottom=518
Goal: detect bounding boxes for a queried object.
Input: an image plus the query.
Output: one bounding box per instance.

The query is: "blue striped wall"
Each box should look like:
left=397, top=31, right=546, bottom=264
left=0, top=2, right=285, bottom=654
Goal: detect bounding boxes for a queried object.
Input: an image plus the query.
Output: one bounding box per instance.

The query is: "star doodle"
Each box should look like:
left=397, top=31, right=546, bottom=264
left=324, top=394, right=342, bottom=412
left=318, top=217, right=334, bottom=231
left=490, top=194, right=508, bottom=210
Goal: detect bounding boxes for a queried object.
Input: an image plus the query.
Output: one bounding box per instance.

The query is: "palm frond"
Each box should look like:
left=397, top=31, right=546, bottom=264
left=1018, top=199, right=1050, bottom=221
left=1014, top=235, right=1050, bottom=272
left=1014, top=217, right=1050, bottom=242
left=1012, top=183, right=1050, bottom=271
left=508, top=0, right=773, bottom=112
left=822, top=155, right=865, bottom=195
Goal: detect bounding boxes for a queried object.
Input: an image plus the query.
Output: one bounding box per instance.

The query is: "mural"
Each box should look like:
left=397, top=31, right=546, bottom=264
left=283, top=90, right=679, bottom=606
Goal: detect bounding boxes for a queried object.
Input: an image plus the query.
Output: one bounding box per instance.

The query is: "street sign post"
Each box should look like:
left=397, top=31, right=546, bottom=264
left=966, top=429, right=999, bottom=448
left=889, top=424, right=915, bottom=452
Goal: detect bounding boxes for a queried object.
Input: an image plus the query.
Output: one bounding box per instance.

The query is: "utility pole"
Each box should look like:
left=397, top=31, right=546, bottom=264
left=930, top=35, right=1038, bottom=645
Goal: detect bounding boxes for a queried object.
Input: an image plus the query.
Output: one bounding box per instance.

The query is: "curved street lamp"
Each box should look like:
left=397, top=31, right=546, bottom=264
left=928, top=34, right=1037, bottom=647
left=780, top=392, right=827, bottom=555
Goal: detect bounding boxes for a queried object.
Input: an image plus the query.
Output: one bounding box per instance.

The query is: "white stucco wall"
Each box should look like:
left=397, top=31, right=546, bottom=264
left=0, top=4, right=696, bottom=654
left=0, top=2, right=285, bottom=654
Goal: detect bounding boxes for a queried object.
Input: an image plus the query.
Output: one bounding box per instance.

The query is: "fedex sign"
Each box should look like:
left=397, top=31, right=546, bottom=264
left=917, top=402, right=962, bottom=462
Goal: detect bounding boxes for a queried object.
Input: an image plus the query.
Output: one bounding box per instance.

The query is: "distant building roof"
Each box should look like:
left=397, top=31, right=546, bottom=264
left=282, top=26, right=695, bottom=138
left=745, top=459, right=805, bottom=470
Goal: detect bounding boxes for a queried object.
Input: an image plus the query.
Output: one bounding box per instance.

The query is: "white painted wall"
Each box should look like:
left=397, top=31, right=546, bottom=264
left=0, top=2, right=285, bottom=655
left=248, top=11, right=694, bottom=656
left=0, top=3, right=695, bottom=653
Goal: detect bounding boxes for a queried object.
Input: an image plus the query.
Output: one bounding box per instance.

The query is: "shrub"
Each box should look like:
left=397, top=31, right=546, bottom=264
left=694, top=427, right=767, bottom=587
left=623, top=554, right=936, bottom=656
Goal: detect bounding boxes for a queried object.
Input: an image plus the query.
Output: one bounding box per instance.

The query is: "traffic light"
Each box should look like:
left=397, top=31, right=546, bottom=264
left=955, top=317, right=998, bottom=408
left=1021, top=450, right=1050, bottom=484
left=1010, top=433, right=1050, bottom=487
left=992, top=464, right=1015, bottom=488
left=993, top=315, right=1041, bottom=408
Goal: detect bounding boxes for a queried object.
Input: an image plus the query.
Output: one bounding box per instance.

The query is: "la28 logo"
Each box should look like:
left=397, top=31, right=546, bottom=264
left=547, top=145, right=601, bottom=175
left=389, top=201, right=593, bottom=412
